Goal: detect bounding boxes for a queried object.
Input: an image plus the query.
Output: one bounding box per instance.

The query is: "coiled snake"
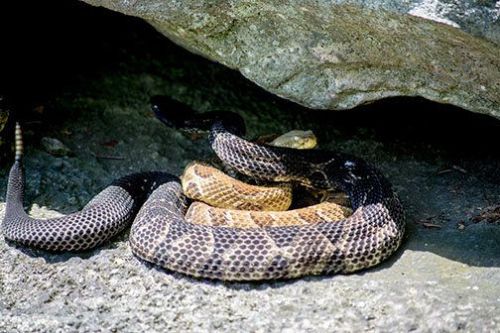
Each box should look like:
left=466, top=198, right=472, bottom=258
left=2, top=96, right=405, bottom=281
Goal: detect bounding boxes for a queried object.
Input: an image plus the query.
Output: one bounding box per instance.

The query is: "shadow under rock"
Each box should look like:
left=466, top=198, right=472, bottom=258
left=404, top=220, right=500, bottom=267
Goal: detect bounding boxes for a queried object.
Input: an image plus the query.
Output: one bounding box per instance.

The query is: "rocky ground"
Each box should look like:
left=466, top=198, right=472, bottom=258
left=1, top=2, right=500, bottom=332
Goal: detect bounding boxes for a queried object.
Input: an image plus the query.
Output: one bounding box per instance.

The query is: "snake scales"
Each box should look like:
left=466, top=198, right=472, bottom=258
left=2, top=96, right=405, bottom=281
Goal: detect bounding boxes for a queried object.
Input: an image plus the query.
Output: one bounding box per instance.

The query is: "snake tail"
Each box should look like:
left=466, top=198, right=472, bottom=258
left=2, top=124, right=175, bottom=251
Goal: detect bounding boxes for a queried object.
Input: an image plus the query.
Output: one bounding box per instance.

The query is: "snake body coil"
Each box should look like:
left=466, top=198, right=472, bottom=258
left=2, top=98, right=405, bottom=280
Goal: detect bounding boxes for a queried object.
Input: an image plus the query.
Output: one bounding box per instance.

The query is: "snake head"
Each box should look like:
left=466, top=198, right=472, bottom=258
left=150, top=95, right=197, bottom=130
left=151, top=95, right=246, bottom=136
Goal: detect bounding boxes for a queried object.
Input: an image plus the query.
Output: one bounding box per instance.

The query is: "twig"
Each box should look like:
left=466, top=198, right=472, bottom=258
left=437, top=165, right=468, bottom=175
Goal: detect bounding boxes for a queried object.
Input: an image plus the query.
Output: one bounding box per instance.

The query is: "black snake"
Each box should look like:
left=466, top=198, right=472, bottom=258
left=2, top=96, right=405, bottom=280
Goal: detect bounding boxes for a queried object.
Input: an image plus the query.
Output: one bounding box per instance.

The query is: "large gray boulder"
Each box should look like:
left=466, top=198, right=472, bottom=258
left=81, top=0, right=500, bottom=118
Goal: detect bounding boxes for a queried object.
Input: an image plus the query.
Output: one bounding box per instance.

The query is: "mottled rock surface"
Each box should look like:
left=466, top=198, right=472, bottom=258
left=1, top=4, right=499, bottom=332
left=331, top=0, right=500, bottom=45
left=80, top=0, right=500, bottom=118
